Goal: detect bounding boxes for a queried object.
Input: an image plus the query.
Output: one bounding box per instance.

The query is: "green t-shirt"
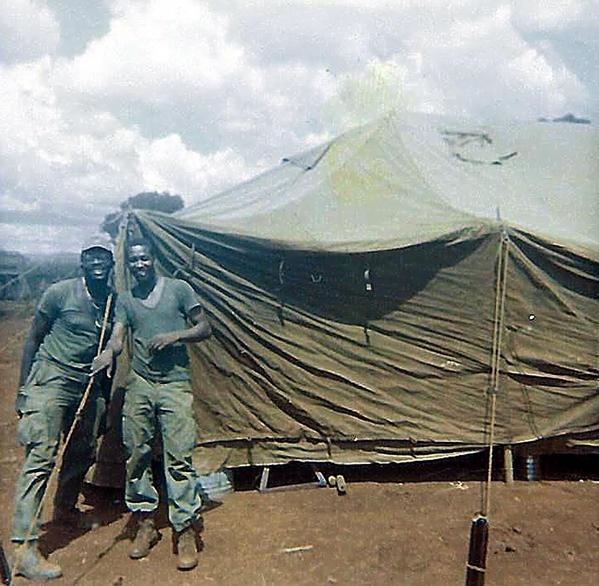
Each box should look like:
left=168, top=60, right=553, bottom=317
left=116, top=277, right=202, bottom=383
left=35, top=278, right=113, bottom=383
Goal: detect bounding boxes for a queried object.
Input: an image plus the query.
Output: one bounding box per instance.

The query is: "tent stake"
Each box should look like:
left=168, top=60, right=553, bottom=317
left=465, top=514, right=489, bottom=586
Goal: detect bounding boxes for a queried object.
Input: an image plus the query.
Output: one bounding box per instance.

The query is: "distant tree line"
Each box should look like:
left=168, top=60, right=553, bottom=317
left=101, top=191, right=184, bottom=239
left=538, top=113, right=591, bottom=124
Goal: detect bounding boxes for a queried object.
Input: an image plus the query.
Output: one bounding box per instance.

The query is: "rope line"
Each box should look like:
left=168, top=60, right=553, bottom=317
left=483, top=230, right=510, bottom=517
left=0, top=262, right=80, bottom=295
left=0, top=264, right=39, bottom=295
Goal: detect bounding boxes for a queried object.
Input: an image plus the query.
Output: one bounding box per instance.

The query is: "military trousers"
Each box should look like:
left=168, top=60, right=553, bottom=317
left=122, top=371, right=202, bottom=533
left=12, top=359, right=106, bottom=542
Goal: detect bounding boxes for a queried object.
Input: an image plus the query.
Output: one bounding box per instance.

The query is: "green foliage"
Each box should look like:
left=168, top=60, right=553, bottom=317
left=125, top=192, right=184, bottom=213
left=101, top=191, right=184, bottom=239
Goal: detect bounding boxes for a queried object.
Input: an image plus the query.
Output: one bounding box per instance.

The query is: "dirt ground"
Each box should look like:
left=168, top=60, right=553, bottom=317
left=1, top=300, right=598, bottom=586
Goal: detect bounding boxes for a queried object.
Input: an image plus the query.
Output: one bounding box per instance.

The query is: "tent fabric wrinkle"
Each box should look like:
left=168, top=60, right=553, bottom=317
left=103, top=111, right=598, bottom=471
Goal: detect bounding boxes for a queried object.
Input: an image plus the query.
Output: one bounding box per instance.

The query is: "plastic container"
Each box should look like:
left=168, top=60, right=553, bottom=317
left=525, top=455, right=540, bottom=481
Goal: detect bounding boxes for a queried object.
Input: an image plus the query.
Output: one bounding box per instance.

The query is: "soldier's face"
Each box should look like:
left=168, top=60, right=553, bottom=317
left=81, top=248, right=113, bottom=283
left=127, top=244, right=155, bottom=283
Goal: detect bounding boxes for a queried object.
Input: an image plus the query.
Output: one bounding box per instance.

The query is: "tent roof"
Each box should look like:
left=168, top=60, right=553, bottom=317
left=176, top=111, right=598, bottom=252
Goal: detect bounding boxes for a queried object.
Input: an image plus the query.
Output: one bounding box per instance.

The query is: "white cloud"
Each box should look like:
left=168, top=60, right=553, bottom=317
left=507, top=47, right=572, bottom=92
left=0, top=0, right=597, bottom=253
left=512, top=0, right=595, bottom=32
left=0, top=0, right=60, bottom=63
left=60, top=0, right=247, bottom=100
left=138, top=134, right=255, bottom=202
left=0, top=9, right=261, bottom=253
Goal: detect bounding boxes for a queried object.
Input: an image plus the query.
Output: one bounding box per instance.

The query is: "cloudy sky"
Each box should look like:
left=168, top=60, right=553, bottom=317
left=1, top=0, right=597, bottom=254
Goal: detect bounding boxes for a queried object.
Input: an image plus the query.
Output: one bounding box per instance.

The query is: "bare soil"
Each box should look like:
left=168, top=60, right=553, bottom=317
left=1, top=300, right=598, bottom=586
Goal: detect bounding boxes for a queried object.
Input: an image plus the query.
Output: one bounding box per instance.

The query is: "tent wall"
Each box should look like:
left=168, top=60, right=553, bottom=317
left=500, top=230, right=599, bottom=442
left=127, top=211, right=599, bottom=470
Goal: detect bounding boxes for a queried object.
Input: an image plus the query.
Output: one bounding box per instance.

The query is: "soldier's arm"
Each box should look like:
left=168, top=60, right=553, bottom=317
left=91, top=321, right=126, bottom=376
left=146, top=306, right=212, bottom=352
left=19, top=312, right=52, bottom=387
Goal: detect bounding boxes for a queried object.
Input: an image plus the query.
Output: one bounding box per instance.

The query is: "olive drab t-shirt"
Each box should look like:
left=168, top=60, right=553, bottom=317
left=115, top=277, right=202, bottom=383
left=35, top=278, right=113, bottom=383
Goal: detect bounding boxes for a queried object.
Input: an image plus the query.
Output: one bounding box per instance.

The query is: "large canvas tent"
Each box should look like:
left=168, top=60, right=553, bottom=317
left=117, top=111, right=598, bottom=473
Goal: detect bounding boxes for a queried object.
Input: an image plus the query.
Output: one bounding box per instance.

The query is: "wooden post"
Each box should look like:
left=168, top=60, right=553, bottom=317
left=503, top=445, right=514, bottom=484
left=465, top=514, right=489, bottom=586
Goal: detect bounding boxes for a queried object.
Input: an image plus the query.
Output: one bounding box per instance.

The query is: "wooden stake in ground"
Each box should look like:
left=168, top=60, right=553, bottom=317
left=465, top=514, right=489, bottom=586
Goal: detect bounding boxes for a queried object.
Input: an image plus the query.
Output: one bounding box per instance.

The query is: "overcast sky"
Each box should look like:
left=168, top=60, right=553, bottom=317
left=1, top=0, right=597, bottom=254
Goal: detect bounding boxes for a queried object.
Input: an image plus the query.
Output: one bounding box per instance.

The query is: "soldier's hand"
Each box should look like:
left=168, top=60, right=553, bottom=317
left=91, top=348, right=114, bottom=377
left=147, top=332, right=180, bottom=353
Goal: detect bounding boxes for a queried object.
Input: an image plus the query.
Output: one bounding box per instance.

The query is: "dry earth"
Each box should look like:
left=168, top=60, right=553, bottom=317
left=1, top=300, right=598, bottom=586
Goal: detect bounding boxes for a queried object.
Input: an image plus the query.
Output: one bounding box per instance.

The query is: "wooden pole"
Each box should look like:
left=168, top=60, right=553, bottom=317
left=503, top=445, right=514, bottom=484
left=465, top=514, right=489, bottom=586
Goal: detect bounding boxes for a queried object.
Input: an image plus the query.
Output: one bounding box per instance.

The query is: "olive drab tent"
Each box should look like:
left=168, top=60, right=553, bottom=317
left=114, top=111, right=599, bottom=473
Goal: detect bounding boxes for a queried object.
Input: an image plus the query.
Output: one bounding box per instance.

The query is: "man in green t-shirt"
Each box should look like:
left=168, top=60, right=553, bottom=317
left=11, top=234, right=115, bottom=581
left=92, top=237, right=211, bottom=572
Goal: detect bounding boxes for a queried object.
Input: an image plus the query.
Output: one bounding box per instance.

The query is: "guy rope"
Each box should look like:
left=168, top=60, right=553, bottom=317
left=465, top=229, right=510, bottom=586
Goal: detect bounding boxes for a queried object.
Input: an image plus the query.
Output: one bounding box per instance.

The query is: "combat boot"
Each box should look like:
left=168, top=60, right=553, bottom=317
left=129, top=513, right=159, bottom=559
left=13, top=541, right=62, bottom=580
left=176, top=525, right=199, bottom=571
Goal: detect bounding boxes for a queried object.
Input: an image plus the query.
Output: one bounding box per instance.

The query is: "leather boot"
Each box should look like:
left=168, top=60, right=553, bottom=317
left=176, top=526, right=198, bottom=571
left=129, top=514, right=159, bottom=559
left=13, top=541, right=62, bottom=580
